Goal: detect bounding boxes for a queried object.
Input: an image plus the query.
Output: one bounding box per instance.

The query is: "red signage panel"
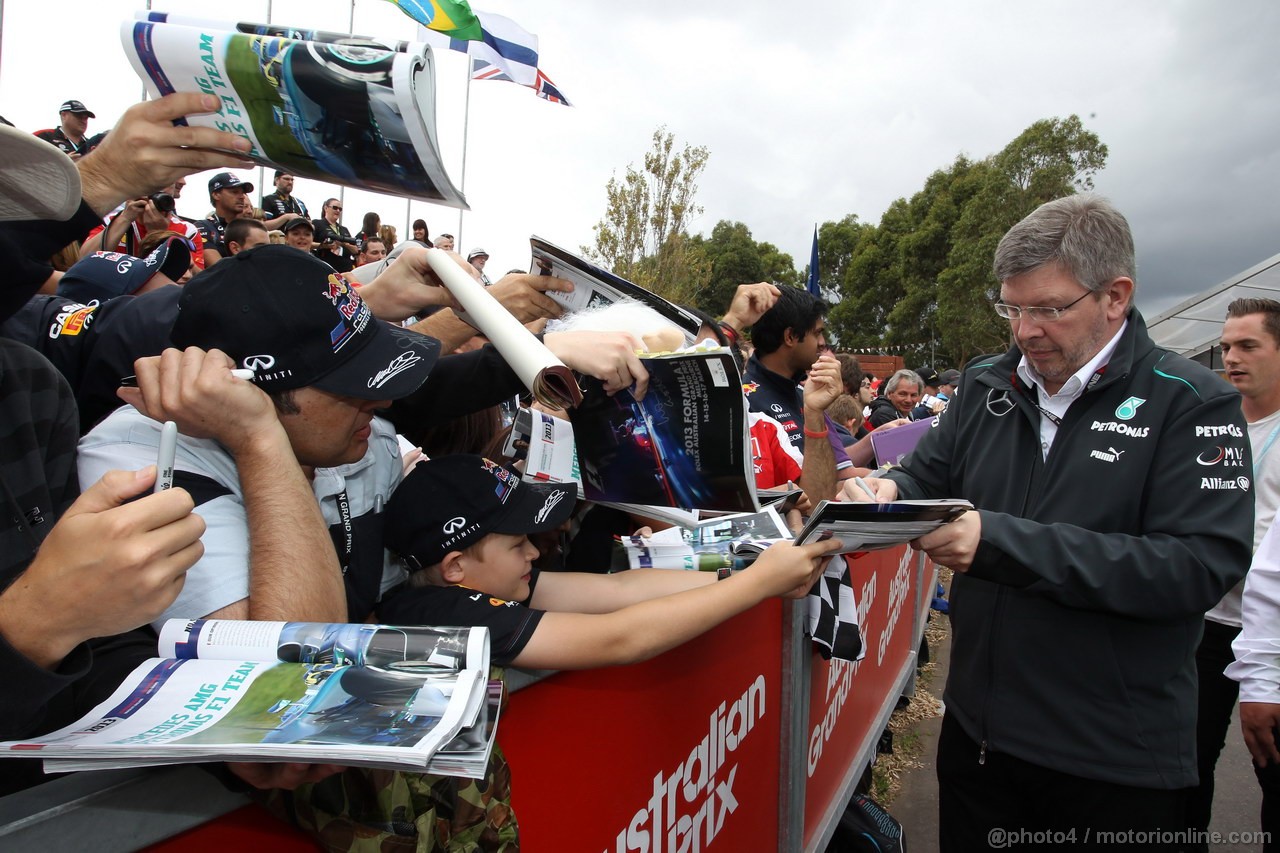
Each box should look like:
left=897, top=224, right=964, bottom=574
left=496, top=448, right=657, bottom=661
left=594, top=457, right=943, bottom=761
left=503, top=600, right=787, bottom=853
left=802, top=546, right=918, bottom=848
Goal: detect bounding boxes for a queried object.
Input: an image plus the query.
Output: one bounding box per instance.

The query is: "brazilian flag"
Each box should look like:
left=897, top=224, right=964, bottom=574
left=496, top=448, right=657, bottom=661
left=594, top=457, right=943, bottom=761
left=383, top=0, right=484, bottom=41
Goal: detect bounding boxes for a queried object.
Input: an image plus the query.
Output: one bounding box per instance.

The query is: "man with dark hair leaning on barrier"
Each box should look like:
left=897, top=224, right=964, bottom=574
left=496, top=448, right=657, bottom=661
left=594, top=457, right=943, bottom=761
left=0, top=90, right=252, bottom=794
left=847, top=194, right=1253, bottom=848
left=741, top=284, right=850, bottom=491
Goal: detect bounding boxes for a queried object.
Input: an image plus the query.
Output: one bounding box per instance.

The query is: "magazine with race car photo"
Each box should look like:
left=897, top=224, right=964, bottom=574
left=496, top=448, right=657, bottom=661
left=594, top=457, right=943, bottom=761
left=0, top=620, right=496, bottom=778
left=121, top=15, right=466, bottom=207
left=527, top=237, right=704, bottom=342
left=570, top=342, right=758, bottom=513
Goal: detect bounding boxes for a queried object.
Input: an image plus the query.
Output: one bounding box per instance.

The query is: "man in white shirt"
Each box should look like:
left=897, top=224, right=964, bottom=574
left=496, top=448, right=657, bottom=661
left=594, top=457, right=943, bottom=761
left=1209, top=298, right=1280, bottom=847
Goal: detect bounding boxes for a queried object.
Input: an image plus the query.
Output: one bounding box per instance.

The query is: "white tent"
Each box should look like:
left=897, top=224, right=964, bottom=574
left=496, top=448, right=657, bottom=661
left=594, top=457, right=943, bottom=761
left=1147, top=251, right=1280, bottom=370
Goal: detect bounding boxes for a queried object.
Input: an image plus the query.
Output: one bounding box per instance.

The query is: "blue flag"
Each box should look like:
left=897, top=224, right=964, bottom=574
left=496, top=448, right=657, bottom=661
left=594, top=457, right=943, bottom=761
left=806, top=225, right=821, bottom=296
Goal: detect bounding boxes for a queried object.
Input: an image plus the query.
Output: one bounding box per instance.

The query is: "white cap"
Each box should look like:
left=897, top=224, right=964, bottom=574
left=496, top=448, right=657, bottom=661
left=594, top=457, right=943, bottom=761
left=0, top=124, right=82, bottom=222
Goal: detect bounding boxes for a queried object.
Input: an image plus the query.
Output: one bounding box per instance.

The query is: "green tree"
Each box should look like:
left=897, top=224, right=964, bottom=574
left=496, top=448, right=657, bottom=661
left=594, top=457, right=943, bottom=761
left=587, top=127, right=711, bottom=305
left=699, top=221, right=762, bottom=315
left=826, top=115, right=1107, bottom=365
left=692, top=221, right=800, bottom=316
left=816, top=214, right=872, bottom=296
left=757, top=242, right=799, bottom=289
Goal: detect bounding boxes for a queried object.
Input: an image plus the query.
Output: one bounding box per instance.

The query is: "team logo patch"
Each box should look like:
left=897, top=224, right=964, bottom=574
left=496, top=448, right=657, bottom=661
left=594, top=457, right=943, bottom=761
left=1196, top=424, right=1244, bottom=438
left=1091, top=420, right=1150, bottom=438
left=443, top=516, right=467, bottom=534
left=1196, top=446, right=1246, bottom=467
left=480, top=458, right=519, bottom=502
left=324, top=273, right=370, bottom=351
left=1115, top=397, right=1145, bottom=420
left=49, top=303, right=98, bottom=338
left=243, top=354, right=276, bottom=371
left=1200, top=476, right=1251, bottom=491
left=742, top=382, right=760, bottom=395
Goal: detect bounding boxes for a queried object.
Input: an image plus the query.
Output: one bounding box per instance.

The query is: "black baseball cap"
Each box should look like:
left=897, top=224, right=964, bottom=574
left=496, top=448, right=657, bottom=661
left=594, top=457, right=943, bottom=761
left=282, top=217, right=314, bottom=234
left=208, top=172, right=254, bottom=194
left=170, top=245, right=439, bottom=399
left=915, top=366, right=940, bottom=387
left=384, top=455, right=576, bottom=570
left=59, top=99, right=95, bottom=117
left=939, top=369, right=962, bottom=386
left=58, top=239, right=191, bottom=303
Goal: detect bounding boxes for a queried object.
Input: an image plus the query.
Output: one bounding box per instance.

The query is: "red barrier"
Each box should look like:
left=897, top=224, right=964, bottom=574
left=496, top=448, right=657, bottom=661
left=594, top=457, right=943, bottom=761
left=802, top=547, right=920, bottom=850
left=501, top=599, right=786, bottom=853
left=130, top=546, right=927, bottom=852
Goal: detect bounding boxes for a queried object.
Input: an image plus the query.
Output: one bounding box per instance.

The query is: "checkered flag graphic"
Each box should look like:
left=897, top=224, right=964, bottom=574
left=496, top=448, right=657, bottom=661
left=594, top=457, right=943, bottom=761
left=808, top=554, right=865, bottom=662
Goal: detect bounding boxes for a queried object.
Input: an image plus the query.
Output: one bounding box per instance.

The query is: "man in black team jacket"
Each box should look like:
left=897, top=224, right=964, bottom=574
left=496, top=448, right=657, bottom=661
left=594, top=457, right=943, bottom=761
left=852, top=195, right=1253, bottom=848
left=0, top=92, right=245, bottom=794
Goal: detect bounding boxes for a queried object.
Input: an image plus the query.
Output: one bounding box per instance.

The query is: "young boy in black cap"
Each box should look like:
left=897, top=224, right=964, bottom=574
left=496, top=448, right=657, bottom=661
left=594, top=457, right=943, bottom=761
left=379, top=454, right=841, bottom=669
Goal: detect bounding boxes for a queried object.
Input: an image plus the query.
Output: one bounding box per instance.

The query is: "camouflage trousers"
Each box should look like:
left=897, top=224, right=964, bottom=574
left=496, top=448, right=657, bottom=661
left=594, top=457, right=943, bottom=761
left=254, top=744, right=518, bottom=852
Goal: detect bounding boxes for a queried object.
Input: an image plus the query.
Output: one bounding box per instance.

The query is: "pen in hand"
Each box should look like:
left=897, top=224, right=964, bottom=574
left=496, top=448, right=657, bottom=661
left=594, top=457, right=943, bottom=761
left=853, top=476, right=880, bottom=502
left=120, top=368, right=255, bottom=387
left=154, top=420, right=178, bottom=494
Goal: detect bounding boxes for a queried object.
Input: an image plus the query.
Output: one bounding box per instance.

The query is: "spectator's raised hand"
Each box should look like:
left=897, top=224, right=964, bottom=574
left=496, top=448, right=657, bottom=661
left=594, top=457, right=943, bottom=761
left=872, top=417, right=910, bottom=433
left=803, top=353, right=843, bottom=413
left=487, top=272, right=574, bottom=324
left=78, top=93, right=254, bottom=217
left=0, top=467, right=204, bottom=668
left=722, top=282, right=781, bottom=332
left=394, top=249, right=576, bottom=325
left=748, top=538, right=843, bottom=599
left=544, top=330, right=649, bottom=400
left=839, top=477, right=898, bottom=503
left=116, top=197, right=149, bottom=225
left=117, top=347, right=282, bottom=454
left=358, top=246, right=462, bottom=321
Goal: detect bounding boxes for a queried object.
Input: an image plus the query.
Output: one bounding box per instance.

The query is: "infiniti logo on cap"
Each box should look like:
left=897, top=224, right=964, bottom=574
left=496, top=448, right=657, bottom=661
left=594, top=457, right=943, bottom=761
left=443, top=516, right=467, bottom=534
left=243, top=354, right=277, bottom=371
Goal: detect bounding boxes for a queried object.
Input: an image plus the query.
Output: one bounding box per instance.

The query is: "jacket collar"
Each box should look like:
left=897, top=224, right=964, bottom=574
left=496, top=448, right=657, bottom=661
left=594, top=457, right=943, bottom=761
left=746, top=353, right=802, bottom=389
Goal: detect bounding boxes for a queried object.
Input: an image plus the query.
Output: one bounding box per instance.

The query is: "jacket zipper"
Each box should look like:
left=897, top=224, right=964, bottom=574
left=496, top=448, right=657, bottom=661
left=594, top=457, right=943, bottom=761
left=977, top=384, right=1041, bottom=765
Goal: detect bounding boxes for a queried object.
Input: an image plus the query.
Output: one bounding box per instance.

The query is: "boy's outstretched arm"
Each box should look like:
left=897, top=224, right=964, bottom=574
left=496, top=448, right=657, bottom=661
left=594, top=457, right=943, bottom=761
left=513, top=539, right=841, bottom=670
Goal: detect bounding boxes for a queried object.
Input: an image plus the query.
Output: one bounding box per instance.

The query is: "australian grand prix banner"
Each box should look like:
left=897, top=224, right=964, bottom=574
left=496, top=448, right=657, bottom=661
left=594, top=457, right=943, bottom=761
left=803, top=545, right=920, bottom=849
left=501, top=601, right=786, bottom=852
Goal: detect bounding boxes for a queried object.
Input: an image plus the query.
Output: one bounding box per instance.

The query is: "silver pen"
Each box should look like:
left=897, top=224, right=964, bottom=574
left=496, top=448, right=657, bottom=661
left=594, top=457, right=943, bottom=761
left=154, top=421, right=178, bottom=493
left=853, top=476, right=879, bottom=502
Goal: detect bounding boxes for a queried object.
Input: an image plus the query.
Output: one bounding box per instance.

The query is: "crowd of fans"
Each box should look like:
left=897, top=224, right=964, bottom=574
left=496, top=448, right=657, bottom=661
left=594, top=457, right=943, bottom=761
left=0, top=92, right=946, bottom=850
left=5, top=91, right=1271, bottom=853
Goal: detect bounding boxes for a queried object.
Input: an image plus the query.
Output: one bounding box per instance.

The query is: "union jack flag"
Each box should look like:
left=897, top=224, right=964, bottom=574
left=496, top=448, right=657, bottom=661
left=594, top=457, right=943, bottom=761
left=471, top=59, right=572, bottom=106
left=533, top=69, right=571, bottom=105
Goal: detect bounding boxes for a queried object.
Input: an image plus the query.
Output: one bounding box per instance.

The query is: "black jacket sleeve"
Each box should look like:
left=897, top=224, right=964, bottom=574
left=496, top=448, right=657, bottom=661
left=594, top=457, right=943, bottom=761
left=385, top=343, right=525, bottom=429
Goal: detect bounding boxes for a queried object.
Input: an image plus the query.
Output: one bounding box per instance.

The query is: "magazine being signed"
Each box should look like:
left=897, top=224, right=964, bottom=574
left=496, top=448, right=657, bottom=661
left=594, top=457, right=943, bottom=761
left=1, top=619, right=497, bottom=778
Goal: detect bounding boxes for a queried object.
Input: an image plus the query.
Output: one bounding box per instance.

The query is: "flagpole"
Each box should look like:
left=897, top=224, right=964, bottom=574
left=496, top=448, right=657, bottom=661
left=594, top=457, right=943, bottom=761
left=256, top=0, right=273, bottom=210
left=457, top=59, right=472, bottom=247
left=338, top=0, right=356, bottom=219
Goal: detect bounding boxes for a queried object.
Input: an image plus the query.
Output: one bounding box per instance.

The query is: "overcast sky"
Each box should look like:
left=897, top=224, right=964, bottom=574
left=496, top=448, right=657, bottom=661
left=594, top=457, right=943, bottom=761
left=2, top=0, right=1276, bottom=319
